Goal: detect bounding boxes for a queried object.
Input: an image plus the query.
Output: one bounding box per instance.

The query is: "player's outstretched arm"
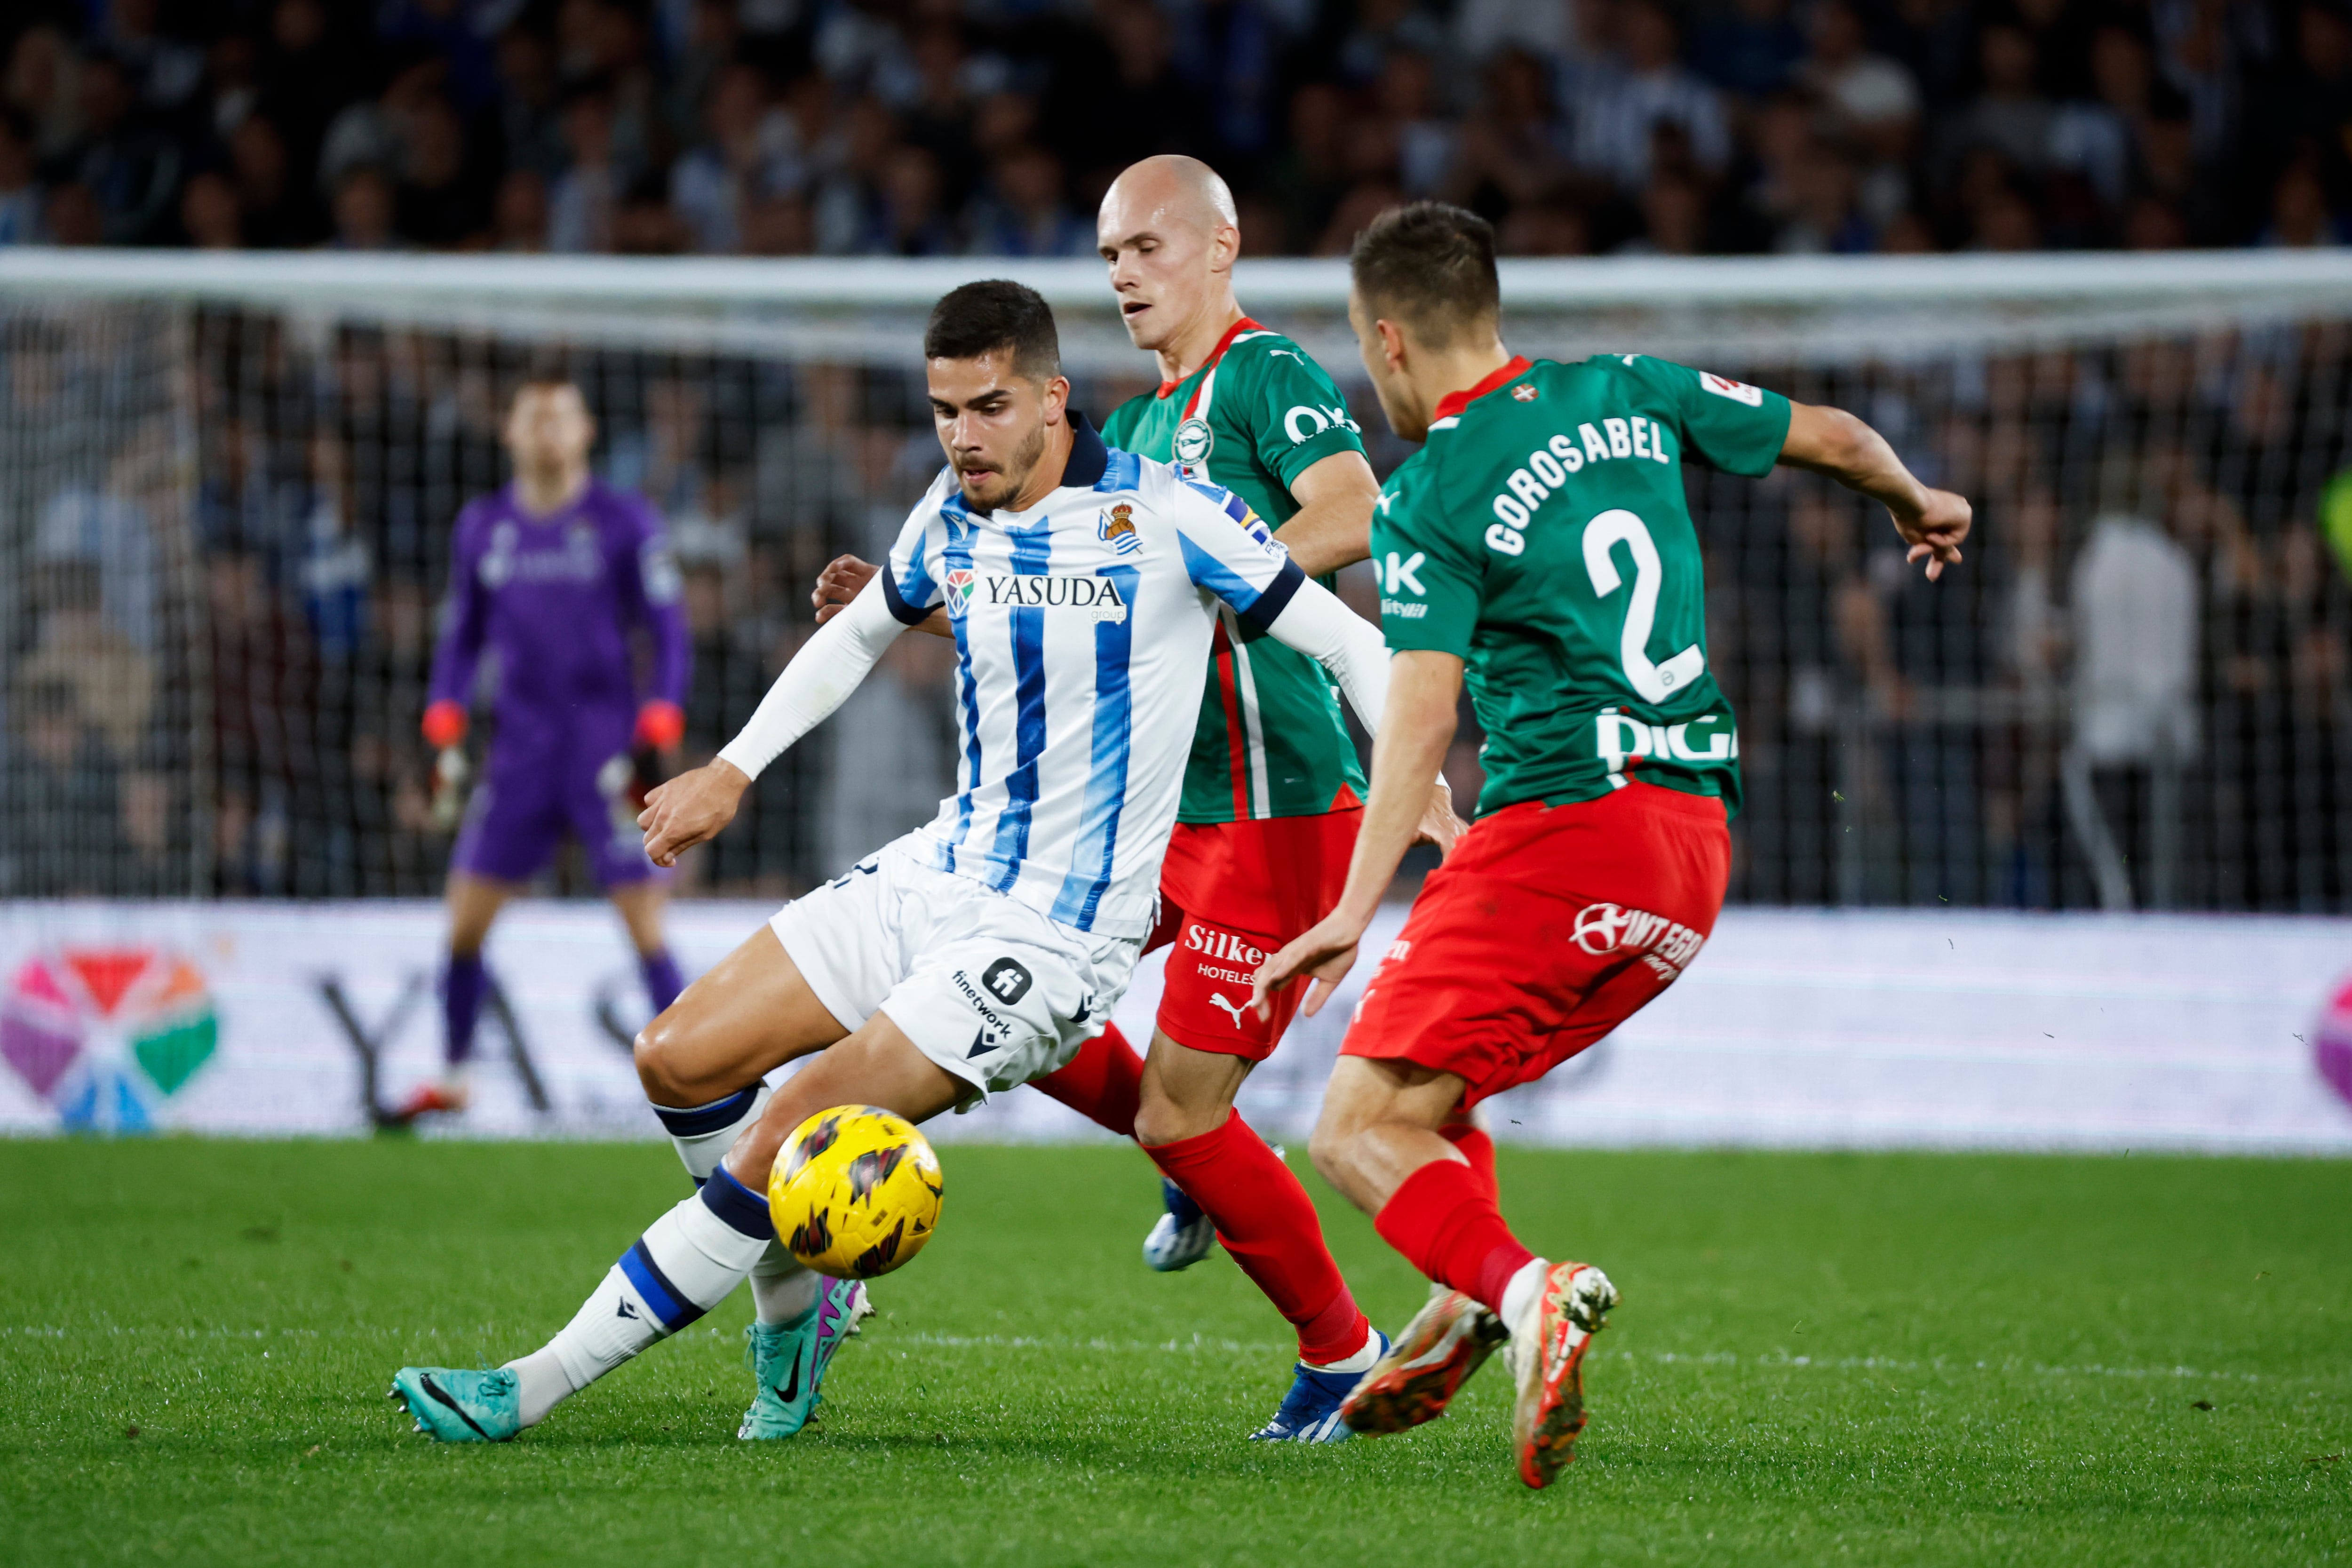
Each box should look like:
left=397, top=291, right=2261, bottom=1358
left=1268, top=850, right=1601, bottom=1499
left=813, top=555, right=952, bottom=638
left=1778, top=403, right=1972, bottom=580
left=1252, top=649, right=1464, bottom=1022
left=1261, top=575, right=1464, bottom=858
left=637, top=578, right=908, bottom=865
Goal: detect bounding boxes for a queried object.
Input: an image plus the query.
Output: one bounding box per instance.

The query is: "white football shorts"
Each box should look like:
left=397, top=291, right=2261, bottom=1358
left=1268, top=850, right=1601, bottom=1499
left=770, top=834, right=1141, bottom=1103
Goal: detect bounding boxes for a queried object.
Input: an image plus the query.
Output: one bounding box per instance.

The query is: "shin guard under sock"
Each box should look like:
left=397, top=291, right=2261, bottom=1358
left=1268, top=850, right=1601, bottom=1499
left=1030, top=1024, right=1145, bottom=1139
left=1373, top=1157, right=1536, bottom=1316
left=651, top=1084, right=772, bottom=1184
left=1146, top=1110, right=1368, bottom=1365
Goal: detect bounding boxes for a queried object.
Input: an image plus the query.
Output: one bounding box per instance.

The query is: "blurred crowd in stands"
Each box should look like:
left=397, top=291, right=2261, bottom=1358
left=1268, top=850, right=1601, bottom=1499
left=2, top=0, right=2350, bottom=260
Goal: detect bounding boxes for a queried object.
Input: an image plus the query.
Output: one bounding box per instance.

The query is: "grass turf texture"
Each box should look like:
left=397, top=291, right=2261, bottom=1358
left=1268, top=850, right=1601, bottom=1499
left=1, top=1141, right=2347, bottom=1567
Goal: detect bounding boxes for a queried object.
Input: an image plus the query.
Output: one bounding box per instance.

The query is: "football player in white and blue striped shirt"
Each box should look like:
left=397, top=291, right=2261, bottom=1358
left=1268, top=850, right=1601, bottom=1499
left=390, top=280, right=1419, bottom=1446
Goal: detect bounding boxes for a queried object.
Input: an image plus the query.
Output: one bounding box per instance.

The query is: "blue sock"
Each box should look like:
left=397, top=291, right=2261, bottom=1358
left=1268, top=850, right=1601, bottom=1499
left=640, top=947, right=684, bottom=1014
left=443, top=952, right=488, bottom=1068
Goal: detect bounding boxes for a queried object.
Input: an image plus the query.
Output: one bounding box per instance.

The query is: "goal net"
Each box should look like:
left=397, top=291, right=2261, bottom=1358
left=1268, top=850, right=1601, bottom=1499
left=4, top=249, right=2350, bottom=912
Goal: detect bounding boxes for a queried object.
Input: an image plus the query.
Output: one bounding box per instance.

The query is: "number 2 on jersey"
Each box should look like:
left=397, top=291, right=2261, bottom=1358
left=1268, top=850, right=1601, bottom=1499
left=1582, top=509, right=1705, bottom=703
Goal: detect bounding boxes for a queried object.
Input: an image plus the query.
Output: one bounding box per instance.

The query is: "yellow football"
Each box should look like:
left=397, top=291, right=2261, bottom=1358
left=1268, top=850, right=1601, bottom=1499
left=767, top=1105, right=944, bottom=1279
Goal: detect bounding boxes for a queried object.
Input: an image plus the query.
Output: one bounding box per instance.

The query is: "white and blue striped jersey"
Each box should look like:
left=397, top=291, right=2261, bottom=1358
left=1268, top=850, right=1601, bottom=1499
left=880, top=415, right=1307, bottom=939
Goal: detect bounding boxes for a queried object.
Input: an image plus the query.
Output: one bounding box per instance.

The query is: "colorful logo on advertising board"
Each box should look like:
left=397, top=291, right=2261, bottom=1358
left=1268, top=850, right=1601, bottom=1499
left=2314, top=977, right=2352, bottom=1113
left=0, top=947, right=217, bottom=1131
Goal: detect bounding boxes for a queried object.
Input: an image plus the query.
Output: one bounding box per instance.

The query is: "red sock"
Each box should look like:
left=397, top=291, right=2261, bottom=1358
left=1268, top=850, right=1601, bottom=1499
left=1373, top=1157, right=1535, bottom=1315
left=1440, top=1122, right=1499, bottom=1204
left=1147, top=1111, right=1369, bottom=1365
left=1031, top=1025, right=1144, bottom=1138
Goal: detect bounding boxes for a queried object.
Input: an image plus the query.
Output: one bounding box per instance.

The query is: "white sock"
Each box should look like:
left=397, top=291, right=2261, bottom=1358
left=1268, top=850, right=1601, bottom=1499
left=1500, top=1257, right=1551, bottom=1336
left=1301, top=1319, right=1382, bottom=1374
left=502, top=1171, right=775, bottom=1426
left=749, top=1244, right=819, bottom=1326
left=506, top=1345, right=577, bottom=1428
left=650, top=1084, right=772, bottom=1182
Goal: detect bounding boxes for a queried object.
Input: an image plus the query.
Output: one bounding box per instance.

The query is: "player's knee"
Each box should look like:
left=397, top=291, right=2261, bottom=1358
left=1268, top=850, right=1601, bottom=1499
left=1306, top=1112, right=1358, bottom=1191
left=1132, top=1093, right=1209, bottom=1148
left=632, top=1011, right=692, bottom=1104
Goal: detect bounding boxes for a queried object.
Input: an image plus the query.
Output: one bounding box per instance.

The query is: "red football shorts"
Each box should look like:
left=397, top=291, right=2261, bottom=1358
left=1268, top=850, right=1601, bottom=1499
left=1340, top=783, right=1730, bottom=1106
left=1144, top=808, right=1362, bottom=1061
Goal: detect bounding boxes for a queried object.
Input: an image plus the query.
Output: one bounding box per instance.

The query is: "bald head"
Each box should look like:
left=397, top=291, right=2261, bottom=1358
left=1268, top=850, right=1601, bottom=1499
left=1098, top=156, right=1243, bottom=362
left=1101, top=154, right=1239, bottom=236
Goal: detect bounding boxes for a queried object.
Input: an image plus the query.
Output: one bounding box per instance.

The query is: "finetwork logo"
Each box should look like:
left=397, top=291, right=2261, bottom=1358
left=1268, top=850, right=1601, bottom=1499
left=0, top=947, right=218, bottom=1131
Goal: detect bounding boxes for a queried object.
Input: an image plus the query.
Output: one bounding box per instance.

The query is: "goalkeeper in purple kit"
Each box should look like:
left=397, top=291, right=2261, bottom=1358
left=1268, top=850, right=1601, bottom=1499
left=398, top=377, right=693, bottom=1122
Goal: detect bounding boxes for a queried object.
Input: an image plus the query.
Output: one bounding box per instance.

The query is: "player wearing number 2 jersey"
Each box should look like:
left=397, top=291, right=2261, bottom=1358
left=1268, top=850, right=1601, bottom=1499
left=1255, top=203, right=1971, bottom=1489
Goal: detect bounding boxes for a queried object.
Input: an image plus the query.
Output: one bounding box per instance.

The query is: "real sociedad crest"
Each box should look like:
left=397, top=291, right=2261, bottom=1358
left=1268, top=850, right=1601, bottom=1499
left=1097, top=503, right=1141, bottom=556
left=1173, top=417, right=1214, bottom=467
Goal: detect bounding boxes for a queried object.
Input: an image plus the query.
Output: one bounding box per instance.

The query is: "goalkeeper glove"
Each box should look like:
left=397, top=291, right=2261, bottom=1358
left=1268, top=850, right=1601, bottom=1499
left=421, top=700, right=468, bottom=749
left=633, top=699, right=685, bottom=751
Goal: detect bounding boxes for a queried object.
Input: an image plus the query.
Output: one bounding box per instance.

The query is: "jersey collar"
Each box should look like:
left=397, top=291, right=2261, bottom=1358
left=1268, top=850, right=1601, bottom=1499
left=1063, top=409, right=1108, bottom=487
left=1430, top=356, right=1534, bottom=424
left=1156, top=316, right=1261, bottom=398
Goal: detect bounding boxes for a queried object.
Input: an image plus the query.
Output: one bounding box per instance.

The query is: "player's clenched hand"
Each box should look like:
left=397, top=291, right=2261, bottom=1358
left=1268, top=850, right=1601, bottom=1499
left=1252, top=908, right=1371, bottom=1023
left=811, top=553, right=954, bottom=638
left=810, top=555, right=879, bottom=626
left=637, top=759, right=750, bottom=867
left=1890, top=487, right=1971, bottom=581
left=1414, top=778, right=1468, bottom=861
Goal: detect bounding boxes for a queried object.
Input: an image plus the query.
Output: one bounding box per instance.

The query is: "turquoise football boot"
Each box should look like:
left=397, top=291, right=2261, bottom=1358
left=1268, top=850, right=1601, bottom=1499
left=738, top=1277, right=872, bottom=1440
left=389, top=1366, right=522, bottom=1443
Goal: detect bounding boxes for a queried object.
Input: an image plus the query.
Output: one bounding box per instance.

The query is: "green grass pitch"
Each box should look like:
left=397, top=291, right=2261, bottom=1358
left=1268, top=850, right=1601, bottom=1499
left=1, top=1138, right=2347, bottom=1567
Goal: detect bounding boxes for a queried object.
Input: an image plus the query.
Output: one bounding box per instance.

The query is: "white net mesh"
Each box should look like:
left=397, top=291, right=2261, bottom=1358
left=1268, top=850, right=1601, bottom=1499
left=6, top=249, right=2352, bottom=908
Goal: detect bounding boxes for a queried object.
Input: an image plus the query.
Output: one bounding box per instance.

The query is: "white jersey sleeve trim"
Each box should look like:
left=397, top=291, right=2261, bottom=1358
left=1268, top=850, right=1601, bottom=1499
left=715, top=578, right=905, bottom=780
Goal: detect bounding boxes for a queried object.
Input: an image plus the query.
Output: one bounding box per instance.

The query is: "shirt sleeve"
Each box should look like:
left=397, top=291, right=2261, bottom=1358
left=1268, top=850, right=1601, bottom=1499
left=617, top=500, right=691, bottom=708
left=880, top=484, right=949, bottom=626
left=1241, top=341, right=1367, bottom=492
left=1634, top=356, right=1793, bottom=478
left=426, top=503, right=491, bottom=708
left=1172, top=477, right=1306, bottom=634
left=1371, top=454, right=1482, bottom=659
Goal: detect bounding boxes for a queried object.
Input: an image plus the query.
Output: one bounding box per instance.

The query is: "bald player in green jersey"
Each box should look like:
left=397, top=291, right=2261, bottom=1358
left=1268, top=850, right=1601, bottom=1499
left=1253, top=201, right=1970, bottom=1487
left=810, top=157, right=1459, bottom=1443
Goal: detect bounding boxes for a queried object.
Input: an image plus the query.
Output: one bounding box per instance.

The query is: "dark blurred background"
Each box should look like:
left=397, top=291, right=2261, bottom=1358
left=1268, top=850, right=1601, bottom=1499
left=6, top=0, right=2352, bottom=919
left=3, top=0, right=2349, bottom=260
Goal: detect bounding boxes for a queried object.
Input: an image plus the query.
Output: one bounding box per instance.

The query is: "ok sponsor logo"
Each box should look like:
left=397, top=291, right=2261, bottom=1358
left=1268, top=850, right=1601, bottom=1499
left=1283, top=403, right=1361, bottom=444
left=1571, top=902, right=1707, bottom=979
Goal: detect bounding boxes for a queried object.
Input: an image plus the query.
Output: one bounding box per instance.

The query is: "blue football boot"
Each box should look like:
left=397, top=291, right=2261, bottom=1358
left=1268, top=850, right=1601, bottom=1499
left=1141, top=1177, right=1216, bottom=1272
left=739, top=1277, right=872, bottom=1440
left=389, top=1366, right=522, bottom=1443
left=1248, top=1331, right=1390, bottom=1443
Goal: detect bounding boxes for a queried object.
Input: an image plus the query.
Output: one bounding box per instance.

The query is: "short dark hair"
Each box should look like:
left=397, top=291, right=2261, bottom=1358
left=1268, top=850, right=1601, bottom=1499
left=923, top=280, right=1061, bottom=383
left=1349, top=202, right=1501, bottom=349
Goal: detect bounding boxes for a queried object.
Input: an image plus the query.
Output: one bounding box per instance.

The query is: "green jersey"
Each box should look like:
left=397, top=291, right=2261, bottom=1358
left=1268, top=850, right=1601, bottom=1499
left=1103, top=318, right=1370, bottom=823
left=1373, top=353, right=1792, bottom=819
